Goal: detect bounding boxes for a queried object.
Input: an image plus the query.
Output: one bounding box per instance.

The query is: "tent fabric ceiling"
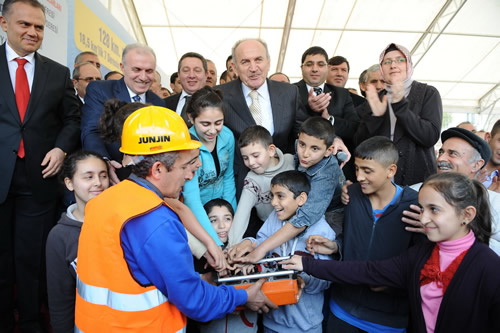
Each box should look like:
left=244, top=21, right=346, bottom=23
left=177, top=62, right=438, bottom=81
left=99, top=0, right=500, bottom=116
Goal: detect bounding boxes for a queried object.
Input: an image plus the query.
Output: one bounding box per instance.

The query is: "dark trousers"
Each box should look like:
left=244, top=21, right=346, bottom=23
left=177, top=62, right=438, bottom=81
left=0, top=158, right=59, bottom=333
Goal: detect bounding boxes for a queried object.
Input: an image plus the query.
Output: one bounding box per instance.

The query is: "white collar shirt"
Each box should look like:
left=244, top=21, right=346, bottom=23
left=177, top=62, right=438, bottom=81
left=126, top=86, right=146, bottom=103
left=6, top=43, right=36, bottom=92
left=242, top=80, right=274, bottom=135
left=175, top=90, right=191, bottom=115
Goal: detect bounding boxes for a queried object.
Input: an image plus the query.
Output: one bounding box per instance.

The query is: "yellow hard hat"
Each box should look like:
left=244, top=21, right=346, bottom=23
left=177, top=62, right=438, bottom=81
left=119, top=106, right=201, bottom=155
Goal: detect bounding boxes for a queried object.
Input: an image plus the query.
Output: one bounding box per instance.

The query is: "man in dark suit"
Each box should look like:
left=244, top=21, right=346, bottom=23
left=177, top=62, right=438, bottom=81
left=294, top=46, right=359, bottom=143
left=216, top=38, right=308, bottom=199
left=72, top=61, right=102, bottom=107
left=0, top=0, right=80, bottom=331
left=81, top=43, right=164, bottom=183
left=164, top=52, right=207, bottom=123
left=327, top=55, right=366, bottom=107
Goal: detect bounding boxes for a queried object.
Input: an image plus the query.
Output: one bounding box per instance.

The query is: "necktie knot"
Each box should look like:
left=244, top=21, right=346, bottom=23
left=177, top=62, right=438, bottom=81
left=132, top=95, right=141, bottom=102
left=313, top=87, right=323, bottom=95
left=15, top=58, right=28, bottom=67
left=249, top=90, right=259, bottom=101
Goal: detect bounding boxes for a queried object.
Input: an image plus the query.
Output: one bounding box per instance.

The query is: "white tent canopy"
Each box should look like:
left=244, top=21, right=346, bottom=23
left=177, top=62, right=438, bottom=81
left=99, top=0, right=500, bottom=128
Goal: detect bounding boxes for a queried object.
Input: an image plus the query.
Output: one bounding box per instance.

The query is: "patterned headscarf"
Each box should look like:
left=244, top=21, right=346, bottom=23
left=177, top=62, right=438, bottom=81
left=378, top=43, right=414, bottom=141
left=379, top=43, right=414, bottom=81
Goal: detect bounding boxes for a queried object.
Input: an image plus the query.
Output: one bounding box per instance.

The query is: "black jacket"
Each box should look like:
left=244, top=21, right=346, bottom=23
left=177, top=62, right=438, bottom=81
left=305, top=240, right=500, bottom=333
left=332, top=183, right=424, bottom=328
left=354, top=81, right=442, bottom=186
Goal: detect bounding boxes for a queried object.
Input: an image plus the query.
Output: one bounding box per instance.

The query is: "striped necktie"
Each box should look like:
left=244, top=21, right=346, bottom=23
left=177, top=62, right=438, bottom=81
left=249, top=90, right=262, bottom=125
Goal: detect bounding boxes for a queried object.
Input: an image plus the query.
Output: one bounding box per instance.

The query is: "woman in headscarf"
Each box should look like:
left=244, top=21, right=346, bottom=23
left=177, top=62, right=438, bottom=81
left=354, top=43, right=443, bottom=185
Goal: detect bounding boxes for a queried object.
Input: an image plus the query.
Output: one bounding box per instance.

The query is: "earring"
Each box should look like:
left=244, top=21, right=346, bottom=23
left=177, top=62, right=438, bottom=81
left=462, top=221, right=467, bottom=226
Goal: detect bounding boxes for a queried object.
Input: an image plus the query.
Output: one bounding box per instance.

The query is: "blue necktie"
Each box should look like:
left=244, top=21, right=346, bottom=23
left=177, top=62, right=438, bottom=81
left=132, top=95, right=141, bottom=102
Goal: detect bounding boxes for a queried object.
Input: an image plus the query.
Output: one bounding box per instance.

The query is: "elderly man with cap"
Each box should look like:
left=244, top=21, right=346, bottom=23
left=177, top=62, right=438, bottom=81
left=402, top=127, right=500, bottom=254
left=75, top=106, right=275, bottom=332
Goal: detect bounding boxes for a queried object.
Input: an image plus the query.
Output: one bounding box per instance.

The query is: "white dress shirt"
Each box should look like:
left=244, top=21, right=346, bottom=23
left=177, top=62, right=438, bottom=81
left=175, top=90, right=191, bottom=115
left=241, top=80, right=274, bottom=135
left=126, top=86, right=146, bottom=103
left=6, top=43, right=35, bottom=92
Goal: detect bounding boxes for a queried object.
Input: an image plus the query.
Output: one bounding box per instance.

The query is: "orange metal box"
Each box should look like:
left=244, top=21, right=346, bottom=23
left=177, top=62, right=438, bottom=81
left=234, top=278, right=299, bottom=310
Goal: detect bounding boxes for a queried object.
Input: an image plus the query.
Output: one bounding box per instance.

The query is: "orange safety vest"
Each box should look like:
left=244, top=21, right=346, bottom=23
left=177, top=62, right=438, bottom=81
left=75, top=180, right=186, bottom=333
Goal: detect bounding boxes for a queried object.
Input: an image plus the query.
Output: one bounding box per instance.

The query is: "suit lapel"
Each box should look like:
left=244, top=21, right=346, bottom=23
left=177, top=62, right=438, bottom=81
left=115, top=78, right=132, bottom=102
left=22, top=52, right=47, bottom=124
left=0, top=44, right=23, bottom=124
left=145, top=91, right=156, bottom=103
left=296, top=80, right=309, bottom=105
left=228, top=80, right=255, bottom=126
left=324, top=83, right=335, bottom=100
left=268, top=79, right=284, bottom=133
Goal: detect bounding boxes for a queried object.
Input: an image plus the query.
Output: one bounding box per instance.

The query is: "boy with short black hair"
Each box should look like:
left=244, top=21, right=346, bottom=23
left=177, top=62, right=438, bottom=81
left=228, top=126, right=295, bottom=245
left=232, top=117, right=342, bottom=262
left=308, top=136, right=421, bottom=332
left=199, top=198, right=258, bottom=333
left=236, top=170, right=334, bottom=332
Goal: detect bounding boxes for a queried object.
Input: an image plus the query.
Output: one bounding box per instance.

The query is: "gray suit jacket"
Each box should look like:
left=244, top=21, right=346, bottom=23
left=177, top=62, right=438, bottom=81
left=216, top=79, right=307, bottom=198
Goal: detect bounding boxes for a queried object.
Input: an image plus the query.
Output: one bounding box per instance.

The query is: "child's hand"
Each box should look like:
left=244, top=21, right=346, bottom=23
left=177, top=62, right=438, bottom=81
left=236, top=246, right=266, bottom=264
left=331, top=137, right=351, bottom=169
left=341, top=180, right=353, bottom=205
left=205, top=242, right=227, bottom=272
left=281, top=255, right=303, bottom=271
left=306, top=235, right=338, bottom=255
left=296, top=275, right=305, bottom=303
left=227, top=240, right=256, bottom=263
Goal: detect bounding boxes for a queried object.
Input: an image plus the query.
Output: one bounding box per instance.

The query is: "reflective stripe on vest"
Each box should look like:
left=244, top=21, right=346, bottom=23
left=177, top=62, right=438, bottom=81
left=75, top=325, right=186, bottom=333
left=77, top=276, right=167, bottom=312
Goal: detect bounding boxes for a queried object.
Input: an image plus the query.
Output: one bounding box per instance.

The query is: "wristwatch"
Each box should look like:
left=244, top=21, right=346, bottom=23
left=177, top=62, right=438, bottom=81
left=328, top=115, right=335, bottom=126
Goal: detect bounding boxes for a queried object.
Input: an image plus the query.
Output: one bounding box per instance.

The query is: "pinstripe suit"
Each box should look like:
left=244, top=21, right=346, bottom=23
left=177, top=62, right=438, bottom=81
left=217, top=78, right=307, bottom=198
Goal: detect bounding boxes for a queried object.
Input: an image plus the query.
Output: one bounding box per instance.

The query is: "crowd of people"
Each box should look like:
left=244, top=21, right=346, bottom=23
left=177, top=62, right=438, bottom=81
left=1, top=0, right=499, bottom=332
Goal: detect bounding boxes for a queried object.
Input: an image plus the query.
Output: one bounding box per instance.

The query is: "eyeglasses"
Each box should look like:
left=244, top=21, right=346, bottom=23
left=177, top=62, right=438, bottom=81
left=76, top=77, right=102, bottom=82
left=302, top=61, right=327, bottom=68
left=382, top=57, right=406, bottom=66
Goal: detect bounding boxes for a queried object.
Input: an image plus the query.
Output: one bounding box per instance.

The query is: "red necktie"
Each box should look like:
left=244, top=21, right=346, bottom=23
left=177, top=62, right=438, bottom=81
left=15, top=58, right=30, bottom=158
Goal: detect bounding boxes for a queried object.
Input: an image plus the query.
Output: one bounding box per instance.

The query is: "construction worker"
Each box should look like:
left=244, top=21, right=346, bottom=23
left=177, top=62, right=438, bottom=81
left=75, top=106, right=275, bottom=332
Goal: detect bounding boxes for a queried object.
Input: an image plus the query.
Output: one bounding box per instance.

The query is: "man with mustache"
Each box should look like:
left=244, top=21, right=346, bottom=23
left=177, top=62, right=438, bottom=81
left=403, top=127, right=500, bottom=254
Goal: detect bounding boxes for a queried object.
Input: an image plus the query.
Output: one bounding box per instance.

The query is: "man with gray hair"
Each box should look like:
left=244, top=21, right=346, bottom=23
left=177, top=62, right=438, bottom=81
left=72, top=61, right=102, bottom=106
left=358, top=64, right=385, bottom=98
left=74, top=50, right=101, bottom=69
left=216, top=38, right=308, bottom=199
left=205, top=59, right=217, bottom=87
left=402, top=127, right=500, bottom=254
left=81, top=43, right=165, bottom=184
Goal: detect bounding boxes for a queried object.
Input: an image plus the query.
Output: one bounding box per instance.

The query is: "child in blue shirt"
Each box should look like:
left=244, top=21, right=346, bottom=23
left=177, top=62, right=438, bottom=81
left=235, top=170, right=335, bottom=332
